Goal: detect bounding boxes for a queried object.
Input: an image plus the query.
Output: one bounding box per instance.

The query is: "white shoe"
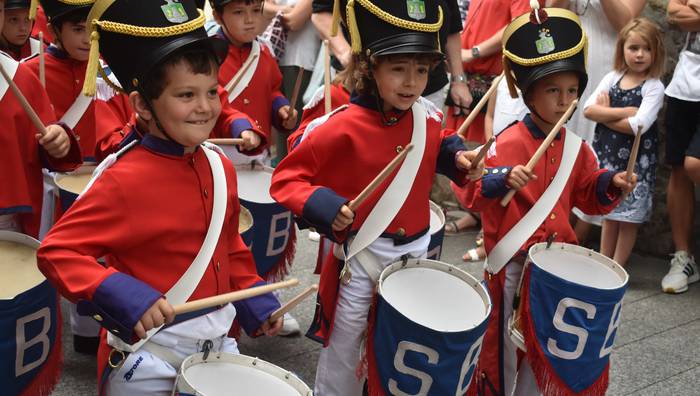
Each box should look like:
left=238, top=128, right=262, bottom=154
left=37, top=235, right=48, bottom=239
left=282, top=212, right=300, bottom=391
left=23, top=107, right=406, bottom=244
left=661, top=251, right=699, bottom=294
left=308, top=231, right=321, bottom=242
left=278, top=312, right=301, bottom=336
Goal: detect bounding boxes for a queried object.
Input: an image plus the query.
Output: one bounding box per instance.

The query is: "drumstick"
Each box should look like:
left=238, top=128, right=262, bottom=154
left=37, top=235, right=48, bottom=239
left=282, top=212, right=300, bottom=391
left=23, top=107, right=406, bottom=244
left=206, top=138, right=245, bottom=145
left=0, top=62, right=48, bottom=136
left=457, top=73, right=504, bottom=139
left=470, top=136, right=495, bottom=170
left=173, top=278, right=299, bottom=316
left=323, top=40, right=331, bottom=114
left=348, top=143, right=414, bottom=211
left=269, top=284, right=318, bottom=322
left=288, top=67, right=305, bottom=112
left=224, top=53, right=259, bottom=95
left=626, top=125, right=643, bottom=182
left=500, top=99, right=578, bottom=207
left=38, top=31, right=46, bottom=88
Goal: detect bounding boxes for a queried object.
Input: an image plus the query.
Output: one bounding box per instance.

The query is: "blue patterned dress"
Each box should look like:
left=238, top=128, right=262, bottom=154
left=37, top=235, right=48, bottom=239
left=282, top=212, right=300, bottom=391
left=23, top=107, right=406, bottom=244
left=592, top=77, right=658, bottom=223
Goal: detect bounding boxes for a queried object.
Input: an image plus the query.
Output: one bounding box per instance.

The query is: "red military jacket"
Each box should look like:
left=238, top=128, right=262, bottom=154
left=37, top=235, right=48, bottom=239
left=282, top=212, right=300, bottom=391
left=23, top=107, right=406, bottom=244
left=456, top=115, right=621, bottom=256
left=37, top=134, right=280, bottom=346
left=25, top=45, right=96, bottom=160
left=0, top=52, right=82, bottom=237
left=287, top=83, right=351, bottom=153
left=216, top=32, right=289, bottom=138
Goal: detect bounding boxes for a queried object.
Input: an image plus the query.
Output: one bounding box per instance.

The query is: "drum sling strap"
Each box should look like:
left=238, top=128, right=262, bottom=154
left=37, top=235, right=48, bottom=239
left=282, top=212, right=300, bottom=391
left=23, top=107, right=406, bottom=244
left=225, top=40, right=260, bottom=103
left=60, top=91, right=93, bottom=130
left=0, top=51, right=19, bottom=102
left=485, top=132, right=582, bottom=275
left=336, top=101, right=427, bottom=284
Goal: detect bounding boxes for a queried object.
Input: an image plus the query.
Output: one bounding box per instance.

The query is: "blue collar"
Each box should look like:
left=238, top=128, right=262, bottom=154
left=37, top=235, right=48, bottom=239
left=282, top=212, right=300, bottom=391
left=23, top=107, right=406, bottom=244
left=47, top=44, right=69, bottom=59
left=524, top=114, right=562, bottom=140
left=141, top=133, right=188, bottom=157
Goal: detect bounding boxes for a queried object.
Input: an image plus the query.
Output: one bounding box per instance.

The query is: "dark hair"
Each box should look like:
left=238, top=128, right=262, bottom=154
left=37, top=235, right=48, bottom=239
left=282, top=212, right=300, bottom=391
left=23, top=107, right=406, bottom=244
left=141, top=48, right=219, bottom=101
left=50, top=8, right=89, bottom=31
left=350, top=52, right=442, bottom=96
left=213, top=0, right=264, bottom=14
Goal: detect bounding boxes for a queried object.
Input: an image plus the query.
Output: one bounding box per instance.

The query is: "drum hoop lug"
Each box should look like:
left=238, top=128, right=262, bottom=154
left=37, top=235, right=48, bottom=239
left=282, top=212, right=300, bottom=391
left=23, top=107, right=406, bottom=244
left=201, top=339, right=214, bottom=361
left=546, top=232, right=558, bottom=249
left=107, top=348, right=126, bottom=369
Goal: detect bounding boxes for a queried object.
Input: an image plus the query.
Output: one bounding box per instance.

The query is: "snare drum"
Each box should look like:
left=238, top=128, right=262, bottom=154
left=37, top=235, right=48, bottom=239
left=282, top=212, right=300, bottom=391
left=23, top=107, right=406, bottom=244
left=508, top=242, right=628, bottom=393
left=174, top=352, right=312, bottom=395
left=367, top=259, right=491, bottom=395
left=235, top=163, right=295, bottom=279
left=426, top=201, right=445, bottom=260
left=53, top=165, right=96, bottom=211
left=0, top=231, right=61, bottom=395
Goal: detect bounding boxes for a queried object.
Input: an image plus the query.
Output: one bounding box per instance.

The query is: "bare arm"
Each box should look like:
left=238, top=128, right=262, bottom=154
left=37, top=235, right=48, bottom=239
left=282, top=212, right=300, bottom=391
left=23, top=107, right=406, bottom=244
left=668, top=0, right=700, bottom=31
left=461, top=26, right=506, bottom=63
left=311, top=12, right=353, bottom=67
left=600, top=0, right=647, bottom=32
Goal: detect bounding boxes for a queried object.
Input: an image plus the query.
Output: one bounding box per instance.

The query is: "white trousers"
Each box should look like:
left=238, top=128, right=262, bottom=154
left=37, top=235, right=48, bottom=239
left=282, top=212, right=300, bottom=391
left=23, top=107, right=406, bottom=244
left=314, top=235, right=429, bottom=396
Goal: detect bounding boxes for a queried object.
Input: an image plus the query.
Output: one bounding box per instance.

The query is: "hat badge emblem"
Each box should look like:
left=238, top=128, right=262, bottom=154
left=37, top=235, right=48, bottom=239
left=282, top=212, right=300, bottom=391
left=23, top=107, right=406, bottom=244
left=406, top=0, right=426, bottom=21
left=161, top=0, right=189, bottom=23
left=535, top=28, right=555, bottom=54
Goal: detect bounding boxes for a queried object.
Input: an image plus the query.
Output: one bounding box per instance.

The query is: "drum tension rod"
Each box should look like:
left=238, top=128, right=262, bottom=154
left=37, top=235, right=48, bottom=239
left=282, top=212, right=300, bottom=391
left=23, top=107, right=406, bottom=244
left=202, top=339, right=214, bottom=361
left=546, top=232, right=558, bottom=249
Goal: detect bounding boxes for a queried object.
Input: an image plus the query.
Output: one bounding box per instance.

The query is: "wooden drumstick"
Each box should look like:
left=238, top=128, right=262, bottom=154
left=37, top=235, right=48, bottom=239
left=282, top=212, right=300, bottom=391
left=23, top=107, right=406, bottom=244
left=470, top=136, right=495, bottom=170
left=207, top=138, right=245, bottom=145
left=288, top=67, right=305, bottom=112
left=626, top=125, right=643, bottom=182
left=323, top=40, right=331, bottom=114
left=224, top=53, right=258, bottom=95
left=457, top=73, right=504, bottom=139
left=38, top=31, right=46, bottom=88
left=348, top=143, right=414, bottom=211
left=0, top=61, right=48, bottom=136
left=173, top=278, right=299, bottom=315
left=500, top=99, right=579, bottom=207
left=269, top=284, right=318, bottom=322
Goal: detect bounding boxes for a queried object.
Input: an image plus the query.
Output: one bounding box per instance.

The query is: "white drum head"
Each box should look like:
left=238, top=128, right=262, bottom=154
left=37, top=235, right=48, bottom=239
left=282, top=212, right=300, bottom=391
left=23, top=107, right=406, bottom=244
left=379, top=259, right=490, bottom=332
left=428, top=201, right=445, bottom=235
left=234, top=164, right=274, bottom=204
left=179, top=353, right=312, bottom=396
left=529, top=242, right=628, bottom=290
left=0, top=231, right=43, bottom=299
left=54, top=165, right=96, bottom=195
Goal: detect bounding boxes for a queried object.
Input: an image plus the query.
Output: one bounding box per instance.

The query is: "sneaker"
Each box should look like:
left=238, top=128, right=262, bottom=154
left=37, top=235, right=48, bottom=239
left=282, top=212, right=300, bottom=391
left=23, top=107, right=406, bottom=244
left=661, top=251, right=699, bottom=294
left=308, top=230, right=321, bottom=242
left=278, top=312, right=301, bottom=337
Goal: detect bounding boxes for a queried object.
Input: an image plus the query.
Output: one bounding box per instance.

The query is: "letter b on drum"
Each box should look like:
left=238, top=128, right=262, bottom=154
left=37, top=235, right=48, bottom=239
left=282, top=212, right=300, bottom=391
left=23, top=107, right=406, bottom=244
left=15, top=308, right=51, bottom=376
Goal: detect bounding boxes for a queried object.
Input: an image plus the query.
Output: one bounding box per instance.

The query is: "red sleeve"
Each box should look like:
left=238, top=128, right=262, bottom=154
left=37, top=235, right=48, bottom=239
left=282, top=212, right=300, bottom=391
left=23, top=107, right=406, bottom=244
left=213, top=86, right=269, bottom=154
left=511, top=0, right=537, bottom=17
left=94, top=94, right=134, bottom=161
left=570, top=143, right=621, bottom=215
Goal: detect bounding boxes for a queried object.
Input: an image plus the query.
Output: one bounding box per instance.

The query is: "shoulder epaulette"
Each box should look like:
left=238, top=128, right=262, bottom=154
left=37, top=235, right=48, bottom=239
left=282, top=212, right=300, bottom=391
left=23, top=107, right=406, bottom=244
left=417, top=97, right=443, bottom=122
left=304, top=85, right=325, bottom=110
left=300, top=104, right=349, bottom=143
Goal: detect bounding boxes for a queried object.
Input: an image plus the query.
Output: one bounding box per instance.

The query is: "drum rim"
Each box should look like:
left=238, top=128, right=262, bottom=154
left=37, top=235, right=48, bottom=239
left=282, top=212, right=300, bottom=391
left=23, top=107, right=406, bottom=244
left=0, top=231, right=44, bottom=300
left=528, top=242, right=629, bottom=290
left=428, top=200, right=445, bottom=235
left=53, top=165, right=97, bottom=193
left=178, top=352, right=312, bottom=395
left=233, top=163, right=276, bottom=204
left=378, top=258, right=492, bottom=332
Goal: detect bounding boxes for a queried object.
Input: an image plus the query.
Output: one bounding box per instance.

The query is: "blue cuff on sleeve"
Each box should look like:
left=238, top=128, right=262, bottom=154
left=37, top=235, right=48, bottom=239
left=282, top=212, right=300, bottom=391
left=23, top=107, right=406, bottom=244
left=229, top=118, right=255, bottom=139
left=233, top=280, right=281, bottom=336
left=436, top=134, right=468, bottom=181
left=76, top=272, right=162, bottom=344
left=482, top=167, right=512, bottom=198
left=302, top=187, right=348, bottom=238
left=271, top=96, right=291, bottom=130
left=596, top=170, right=618, bottom=205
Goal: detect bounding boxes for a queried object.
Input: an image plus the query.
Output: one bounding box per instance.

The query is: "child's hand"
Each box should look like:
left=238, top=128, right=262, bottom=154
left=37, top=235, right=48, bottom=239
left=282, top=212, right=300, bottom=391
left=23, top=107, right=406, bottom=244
left=258, top=316, right=284, bottom=337
left=134, top=298, right=175, bottom=339
left=278, top=105, right=298, bottom=130
left=332, top=205, right=354, bottom=231
left=455, top=149, right=484, bottom=180
left=240, top=130, right=262, bottom=150
left=612, top=171, right=637, bottom=195
left=38, top=124, right=71, bottom=158
left=596, top=91, right=610, bottom=107
left=507, top=165, right=537, bottom=190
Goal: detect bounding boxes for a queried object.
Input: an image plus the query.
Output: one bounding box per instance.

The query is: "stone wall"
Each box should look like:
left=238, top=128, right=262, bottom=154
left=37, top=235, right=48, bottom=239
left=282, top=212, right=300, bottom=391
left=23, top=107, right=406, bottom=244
left=432, top=1, right=700, bottom=257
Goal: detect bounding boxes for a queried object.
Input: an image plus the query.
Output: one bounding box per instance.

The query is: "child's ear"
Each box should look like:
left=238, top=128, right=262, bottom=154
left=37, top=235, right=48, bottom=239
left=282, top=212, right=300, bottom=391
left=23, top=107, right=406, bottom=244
left=129, top=91, right=153, bottom=122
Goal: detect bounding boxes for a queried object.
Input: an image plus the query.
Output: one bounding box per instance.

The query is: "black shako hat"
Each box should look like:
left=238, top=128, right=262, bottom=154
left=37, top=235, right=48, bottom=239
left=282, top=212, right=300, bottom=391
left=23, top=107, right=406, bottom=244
left=81, top=0, right=226, bottom=96
left=5, top=0, right=30, bottom=10
left=502, top=5, right=588, bottom=98
left=33, top=0, right=93, bottom=21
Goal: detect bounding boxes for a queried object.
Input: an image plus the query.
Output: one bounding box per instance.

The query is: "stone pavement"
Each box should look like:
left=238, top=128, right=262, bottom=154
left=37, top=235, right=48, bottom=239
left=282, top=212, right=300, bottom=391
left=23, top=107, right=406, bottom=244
left=52, top=227, right=700, bottom=395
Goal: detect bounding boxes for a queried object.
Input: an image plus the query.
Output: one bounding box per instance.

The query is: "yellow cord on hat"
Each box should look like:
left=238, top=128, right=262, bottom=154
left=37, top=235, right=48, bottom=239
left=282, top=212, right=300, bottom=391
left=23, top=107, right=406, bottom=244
left=331, top=0, right=341, bottom=37
left=29, top=0, right=95, bottom=20
left=82, top=9, right=206, bottom=96
left=502, top=34, right=586, bottom=67
left=346, top=0, right=443, bottom=54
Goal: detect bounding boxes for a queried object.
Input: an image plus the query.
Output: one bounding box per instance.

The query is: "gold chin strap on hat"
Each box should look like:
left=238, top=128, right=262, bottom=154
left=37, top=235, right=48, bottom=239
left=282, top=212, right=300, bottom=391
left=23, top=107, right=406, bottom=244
left=29, top=0, right=94, bottom=20
left=81, top=5, right=206, bottom=96
left=344, top=0, right=443, bottom=54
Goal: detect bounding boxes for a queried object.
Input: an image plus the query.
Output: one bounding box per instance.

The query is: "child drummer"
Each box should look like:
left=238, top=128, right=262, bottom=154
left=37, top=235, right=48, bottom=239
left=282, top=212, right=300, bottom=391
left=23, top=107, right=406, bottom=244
left=270, top=0, right=484, bottom=392
left=37, top=0, right=282, bottom=394
left=456, top=6, right=636, bottom=395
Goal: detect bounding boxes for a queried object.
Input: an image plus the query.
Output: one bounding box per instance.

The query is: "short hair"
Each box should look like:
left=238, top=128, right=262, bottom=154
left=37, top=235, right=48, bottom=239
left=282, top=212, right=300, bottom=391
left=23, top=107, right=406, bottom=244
left=350, top=52, right=443, bottom=96
left=50, top=8, right=90, bottom=31
left=141, top=48, right=219, bottom=101
left=613, top=17, right=666, bottom=79
left=213, top=0, right=263, bottom=14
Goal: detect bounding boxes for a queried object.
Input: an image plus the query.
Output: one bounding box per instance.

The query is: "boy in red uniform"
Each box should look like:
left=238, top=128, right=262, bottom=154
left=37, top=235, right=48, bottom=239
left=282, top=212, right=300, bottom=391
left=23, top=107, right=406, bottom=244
left=210, top=0, right=297, bottom=163
left=457, top=6, right=637, bottom=395
left=37, top=0, right=282, bottom=394
left=0, top=0, right=81, bottom=236
left=270, top=0, right=484, bottom=392
left=1, top=0, right=40, bottom=60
